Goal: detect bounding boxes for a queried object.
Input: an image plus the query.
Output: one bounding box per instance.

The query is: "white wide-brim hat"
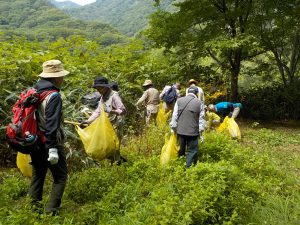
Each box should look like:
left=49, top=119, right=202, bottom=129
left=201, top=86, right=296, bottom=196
left=38, top=60, right=69, bottom=78
left=143, top=79, right=153, bottom=86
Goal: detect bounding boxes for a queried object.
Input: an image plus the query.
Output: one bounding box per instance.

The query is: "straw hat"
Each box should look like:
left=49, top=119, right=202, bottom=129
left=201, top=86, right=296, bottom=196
left=39, top=60, right=69, bottom=78
left=188, top=79, right=198, bottom=85
left=142, top=79, right=153, bottom=87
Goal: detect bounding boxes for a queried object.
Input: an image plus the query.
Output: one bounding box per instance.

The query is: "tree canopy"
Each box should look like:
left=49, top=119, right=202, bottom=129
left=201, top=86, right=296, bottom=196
left=147, top=0, right=300, bottom=101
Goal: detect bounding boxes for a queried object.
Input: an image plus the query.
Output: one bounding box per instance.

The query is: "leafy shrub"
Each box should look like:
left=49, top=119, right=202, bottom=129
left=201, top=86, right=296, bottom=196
left=241, top=81, right=300, bottom=120
left=0, top=175, right=28, bottom=207
left=200, top=132, right=235, bottom=162
left=65, top=166, right=126, bottom=204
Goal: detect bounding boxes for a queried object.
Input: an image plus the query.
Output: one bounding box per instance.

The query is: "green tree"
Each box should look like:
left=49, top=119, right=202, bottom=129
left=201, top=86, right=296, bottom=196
left=254, top=0, right=300, bottom=86
left=147, top=0, right=268, bottom=101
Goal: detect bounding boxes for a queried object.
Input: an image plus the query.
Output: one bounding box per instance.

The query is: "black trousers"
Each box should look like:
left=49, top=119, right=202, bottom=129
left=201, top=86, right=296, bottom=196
left=29, top=143, right=67, bottom=213
left=177, top=134, right=199, bottom=167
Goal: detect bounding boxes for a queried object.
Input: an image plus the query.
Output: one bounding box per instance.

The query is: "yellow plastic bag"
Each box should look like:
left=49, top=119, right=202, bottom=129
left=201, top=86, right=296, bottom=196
left=156, top=103, right=171, bottom=125
left=16, top=152, right=32, bottom=178
left=217, top=116, right=241, bottom=139
left=160, top=133, right=179, bottom=166
left=76, top=106, right=119, bottom=160
left=206, top=111, right=221, bottom=130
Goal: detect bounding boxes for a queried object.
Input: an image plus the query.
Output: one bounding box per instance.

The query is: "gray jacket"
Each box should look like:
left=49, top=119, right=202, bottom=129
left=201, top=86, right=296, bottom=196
left=170, top=93, right=205, bottom=136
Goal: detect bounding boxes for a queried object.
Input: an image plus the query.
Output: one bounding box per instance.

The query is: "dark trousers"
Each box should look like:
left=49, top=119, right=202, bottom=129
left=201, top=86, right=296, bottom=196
left=29, top=144, right=67, bottom=213
left=178, top=134, right=199, bottom=167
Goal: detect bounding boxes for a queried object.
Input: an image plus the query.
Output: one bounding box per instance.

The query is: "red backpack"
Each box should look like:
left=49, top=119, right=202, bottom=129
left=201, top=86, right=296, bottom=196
left=6, top=88, right=57, bottom=154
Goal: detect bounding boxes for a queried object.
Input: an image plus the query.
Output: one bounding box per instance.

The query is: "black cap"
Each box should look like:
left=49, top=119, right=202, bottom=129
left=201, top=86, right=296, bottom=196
left=92, top=76, right=111, bottom=88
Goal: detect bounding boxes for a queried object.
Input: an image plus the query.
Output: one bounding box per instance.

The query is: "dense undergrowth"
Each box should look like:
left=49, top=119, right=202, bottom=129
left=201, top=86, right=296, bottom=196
left=0, top=124, right=300, bottom=225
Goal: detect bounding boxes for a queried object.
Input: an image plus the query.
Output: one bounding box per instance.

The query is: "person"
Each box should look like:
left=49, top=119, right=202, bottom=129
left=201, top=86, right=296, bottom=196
left=135, top=79, right=160, bottom=126
left=80, top=76, right=126, bottom=164
left=29, top=60, right=69, bottom=215
left=81, top=92, right=101, bottom=111
left=159, top=83, right=181, bottom=113
left=207, top=102, right=242, bottom=119
left=110, top=81, right=119, bottom=92
left=205, top=105, right=221, bottom=130
left=186, top=79, right=205, bottom=103
left=170, top=86, right=205, bottom=167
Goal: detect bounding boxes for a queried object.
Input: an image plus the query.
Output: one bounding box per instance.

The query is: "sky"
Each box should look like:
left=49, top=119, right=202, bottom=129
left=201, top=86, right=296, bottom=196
left=56, top=0, right=96, bottom=6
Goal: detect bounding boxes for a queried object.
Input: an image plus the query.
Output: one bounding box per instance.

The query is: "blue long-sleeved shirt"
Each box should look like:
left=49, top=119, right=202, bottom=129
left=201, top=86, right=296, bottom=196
left=215, top=102, right=242, bottom=114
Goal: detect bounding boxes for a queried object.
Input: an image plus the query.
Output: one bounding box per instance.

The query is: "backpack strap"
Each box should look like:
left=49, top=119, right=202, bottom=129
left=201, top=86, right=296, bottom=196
left=36, top=91, right=59, bottom=140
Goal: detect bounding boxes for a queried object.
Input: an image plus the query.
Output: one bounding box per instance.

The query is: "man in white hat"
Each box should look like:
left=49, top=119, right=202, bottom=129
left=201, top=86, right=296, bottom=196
left=29, top=60, right=69, bottom=215
left=136, top=79, right=160, bottom=125
left=186, top=79, right=205, bottom=103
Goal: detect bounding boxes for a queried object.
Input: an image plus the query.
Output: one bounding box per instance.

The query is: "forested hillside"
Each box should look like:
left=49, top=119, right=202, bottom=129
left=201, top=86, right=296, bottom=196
left=0, top=0, right=125, bottom=44
left=49, top=0, right=80, bottom=9
left=60, top=0, right=174, bottom=35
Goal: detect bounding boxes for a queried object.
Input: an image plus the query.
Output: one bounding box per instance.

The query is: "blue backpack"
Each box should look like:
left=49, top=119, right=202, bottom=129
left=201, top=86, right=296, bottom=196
left=163, top=86, right=177, bottom=104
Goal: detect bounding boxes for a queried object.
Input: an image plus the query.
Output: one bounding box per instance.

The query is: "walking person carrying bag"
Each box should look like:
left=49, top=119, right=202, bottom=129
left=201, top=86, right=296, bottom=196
left=170, top=86, right=206, bottom=167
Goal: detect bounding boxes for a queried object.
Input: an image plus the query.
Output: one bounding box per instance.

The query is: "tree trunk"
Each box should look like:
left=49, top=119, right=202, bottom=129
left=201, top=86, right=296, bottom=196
left=230, top=68, right=239, bottom=102
left=229, top=49, right=242, bottom=101
left=273, top=51, right=287, bottom=86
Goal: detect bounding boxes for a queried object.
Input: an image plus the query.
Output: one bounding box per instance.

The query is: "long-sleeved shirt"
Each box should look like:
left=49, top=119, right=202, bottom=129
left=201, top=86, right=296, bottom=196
left=87, top=90, right=126, bottom=124
left=35, top=79, right=64, bottom=150
left=136, top=87, right=160, bottom=113
left=215, top=102, right=242, bottom=114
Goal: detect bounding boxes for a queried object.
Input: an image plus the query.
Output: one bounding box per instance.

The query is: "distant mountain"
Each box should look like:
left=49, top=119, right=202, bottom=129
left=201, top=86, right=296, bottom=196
left=50, top=0, right=80, bottom=9
left=61, top=0, right=175, bottom=36
left=0, top=0, right=126, bottom=45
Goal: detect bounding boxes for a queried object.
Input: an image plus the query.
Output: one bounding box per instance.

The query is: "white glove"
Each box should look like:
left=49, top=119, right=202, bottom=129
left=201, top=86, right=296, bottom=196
left=105, top=105, right=111, bottom=113
left=48, top=148, right=59, bottom=165
left=199, top=131, right=204, bottom=143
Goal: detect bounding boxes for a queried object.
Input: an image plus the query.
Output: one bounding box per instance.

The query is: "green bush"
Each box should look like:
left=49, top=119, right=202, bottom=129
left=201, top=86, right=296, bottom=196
left=241, top=81, right=300, bottom=120
left=0, top=175, right=28, bottom=206
left=65, top=166, right=126, bottom=204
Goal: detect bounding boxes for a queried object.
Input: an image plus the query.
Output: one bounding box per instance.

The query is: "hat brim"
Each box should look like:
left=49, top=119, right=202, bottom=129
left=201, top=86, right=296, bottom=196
left=39, top=70, right=69, bottom=78
left=188, top=80, right=198, bottom=85
left=92, top=84, right=111, bottom=88
left=143, top=83, right=152, bottom=87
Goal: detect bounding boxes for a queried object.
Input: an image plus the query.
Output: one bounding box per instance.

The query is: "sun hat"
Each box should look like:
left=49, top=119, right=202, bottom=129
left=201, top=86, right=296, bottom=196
left=38, top=60, right=69, bottom=78
left=188, top=79, right=198, bottom=85
left=187, top=86, right=199, bottom=95
left=142, top=79, right=153, bottom=87
left=92, top=76, right=111, bottom=88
